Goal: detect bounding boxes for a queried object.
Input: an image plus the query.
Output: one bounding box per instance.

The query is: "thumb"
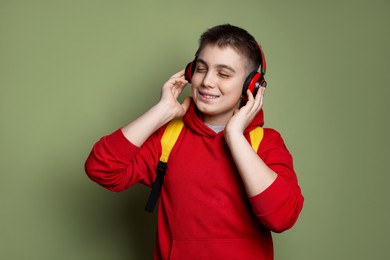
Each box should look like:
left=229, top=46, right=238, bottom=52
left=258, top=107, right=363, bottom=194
left=181, top=97, right=192, bottom=114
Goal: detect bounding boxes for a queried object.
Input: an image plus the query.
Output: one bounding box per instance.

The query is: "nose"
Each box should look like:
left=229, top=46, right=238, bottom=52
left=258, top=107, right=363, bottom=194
left=201, top=71, right=216, bottom=89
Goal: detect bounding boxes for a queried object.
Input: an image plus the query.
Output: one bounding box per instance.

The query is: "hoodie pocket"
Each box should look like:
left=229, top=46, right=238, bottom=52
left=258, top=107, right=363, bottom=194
left=169, top=238, right=269, bottom=260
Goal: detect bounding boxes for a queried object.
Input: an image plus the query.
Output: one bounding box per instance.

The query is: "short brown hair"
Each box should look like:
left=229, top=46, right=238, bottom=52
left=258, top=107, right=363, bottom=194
left=198, top=24, right=262, bottom=73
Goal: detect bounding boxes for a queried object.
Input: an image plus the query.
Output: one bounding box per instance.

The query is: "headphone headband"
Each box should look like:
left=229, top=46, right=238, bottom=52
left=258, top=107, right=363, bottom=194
left=258, top=44, right=266, bottom=76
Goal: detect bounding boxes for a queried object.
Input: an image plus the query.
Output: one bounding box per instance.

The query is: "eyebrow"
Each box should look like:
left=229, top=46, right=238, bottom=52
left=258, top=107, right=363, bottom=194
left=196, top=58, right=236, bottom=73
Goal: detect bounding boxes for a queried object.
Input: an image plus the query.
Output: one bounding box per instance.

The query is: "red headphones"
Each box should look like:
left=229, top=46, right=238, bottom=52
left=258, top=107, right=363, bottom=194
left=184, top=44, right=267, bottom=97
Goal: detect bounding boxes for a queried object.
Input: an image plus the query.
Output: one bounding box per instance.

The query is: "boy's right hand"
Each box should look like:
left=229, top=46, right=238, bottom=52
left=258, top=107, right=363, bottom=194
left=121, top=70, right=190, bottom=146
left=160, top=70, right=191, bottom=118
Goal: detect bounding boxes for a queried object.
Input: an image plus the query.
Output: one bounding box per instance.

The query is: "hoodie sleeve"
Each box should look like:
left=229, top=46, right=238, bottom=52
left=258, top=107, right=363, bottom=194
left=84, top=128, right=163, bottom=192
left=248, top=128, right=304, bottom=233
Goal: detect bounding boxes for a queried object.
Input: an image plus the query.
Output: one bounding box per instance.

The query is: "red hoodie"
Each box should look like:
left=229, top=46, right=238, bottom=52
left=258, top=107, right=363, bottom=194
left=85, top=101, right=304, bottom=260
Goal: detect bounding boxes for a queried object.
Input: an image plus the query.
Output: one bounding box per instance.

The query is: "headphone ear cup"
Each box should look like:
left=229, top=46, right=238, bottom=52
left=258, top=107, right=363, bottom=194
left=184, top=61, right=195, bottom=83
left=242, top=71, right=262, bottom=97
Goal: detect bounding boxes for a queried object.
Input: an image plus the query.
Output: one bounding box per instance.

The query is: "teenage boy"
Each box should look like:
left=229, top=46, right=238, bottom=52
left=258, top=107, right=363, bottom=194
left=85, top=24, right=303, bottom=260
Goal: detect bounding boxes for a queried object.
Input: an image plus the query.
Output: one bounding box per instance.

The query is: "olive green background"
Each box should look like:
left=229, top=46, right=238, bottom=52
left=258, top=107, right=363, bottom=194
left=1, top=0, right=389, bottom=259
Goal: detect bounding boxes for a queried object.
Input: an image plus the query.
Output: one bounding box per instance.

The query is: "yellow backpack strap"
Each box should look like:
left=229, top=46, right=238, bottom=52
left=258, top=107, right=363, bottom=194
left=160, top=118, right=185, bottom=163
left=145, top=118, right=184, bottom=212
left=249, top=127, right=264, bottom=153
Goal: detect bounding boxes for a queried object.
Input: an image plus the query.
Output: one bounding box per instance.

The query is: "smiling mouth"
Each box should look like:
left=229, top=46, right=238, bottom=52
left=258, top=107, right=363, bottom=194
left=199, top=91, right=220, bottom=100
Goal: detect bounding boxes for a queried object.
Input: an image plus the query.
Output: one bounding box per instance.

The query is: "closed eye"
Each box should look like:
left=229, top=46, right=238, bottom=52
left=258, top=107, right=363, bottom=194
left=196, top=67, right=207, bottom=73
left=218, top=72, right=230, bottom=78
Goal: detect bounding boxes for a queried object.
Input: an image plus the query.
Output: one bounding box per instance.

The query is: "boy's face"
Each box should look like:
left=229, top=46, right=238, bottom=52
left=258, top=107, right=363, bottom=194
left=191, top=44, right=248, bottom=125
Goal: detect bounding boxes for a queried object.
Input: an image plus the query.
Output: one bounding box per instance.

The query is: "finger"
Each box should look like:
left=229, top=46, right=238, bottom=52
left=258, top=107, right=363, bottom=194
left=171, top=79, right=188, bottom=99
left=257, top=87, right=266, bottom=107
left=252, top=87, right=264, bottom=101
left=170, top=69, right=185, bottom=79
left=246, top=89, right=255, bottom=101
left=238, top=90, right=256, bottom=117
left=260, top=86, right=266, bottom=95
left=168, top=77, right=188, bottom=91
left=176, top=78, right=188, bottom=90
left=181, top=97, right=192, bottom=114
left=247, top=89, right=262, bottom=114
left=171, top=77, right=188, bottom=85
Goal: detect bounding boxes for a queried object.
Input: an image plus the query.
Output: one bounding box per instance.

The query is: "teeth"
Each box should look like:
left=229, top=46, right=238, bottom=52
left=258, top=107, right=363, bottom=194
left=202, top=93, right=219, bottom=99
left=204, top=94, right=218, bottom=99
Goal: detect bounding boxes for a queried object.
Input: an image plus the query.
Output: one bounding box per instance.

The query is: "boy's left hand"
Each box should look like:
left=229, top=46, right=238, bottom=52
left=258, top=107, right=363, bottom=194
left=225, top=87, right=266, bottom=135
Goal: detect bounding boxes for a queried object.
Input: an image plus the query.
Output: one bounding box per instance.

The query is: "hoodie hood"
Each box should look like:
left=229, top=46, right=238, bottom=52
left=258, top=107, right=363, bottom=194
left=183, top=99, right=264, bottom=138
